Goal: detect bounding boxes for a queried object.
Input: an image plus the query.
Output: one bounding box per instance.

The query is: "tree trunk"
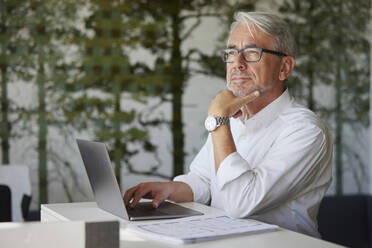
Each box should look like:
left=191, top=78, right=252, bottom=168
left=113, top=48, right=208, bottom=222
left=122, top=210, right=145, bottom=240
left=38, top=62, right=48, bottom=204
left=114, top=89, right=122, bottom=188
left=0, top=65, right=10, bottom=164
left=170, top=10, right=185, bottom=177
left=307, top=1, right=315, bottom=111
left=335, top=63, right=343, bottom=195
left=334, top=2, right=345, bottom=196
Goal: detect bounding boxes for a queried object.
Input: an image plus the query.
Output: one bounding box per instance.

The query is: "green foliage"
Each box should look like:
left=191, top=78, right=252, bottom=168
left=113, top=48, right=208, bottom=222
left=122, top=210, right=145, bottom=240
left=60, top=0, right=167, bottom=185
left=1, top=0, right=151, bottom=202
left=280, top=0, right=370, bottom=194
left=1, top=0, right=88, bottom=203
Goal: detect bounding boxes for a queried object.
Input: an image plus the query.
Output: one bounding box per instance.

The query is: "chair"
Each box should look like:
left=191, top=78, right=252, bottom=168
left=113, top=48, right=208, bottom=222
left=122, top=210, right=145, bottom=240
left=317, top=195, right=372, bottom=248
left=0, top=165, right=31, bottom=221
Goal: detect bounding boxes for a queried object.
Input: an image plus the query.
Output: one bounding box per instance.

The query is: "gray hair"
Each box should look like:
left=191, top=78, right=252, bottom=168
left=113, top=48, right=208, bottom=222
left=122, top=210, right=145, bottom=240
left=229, top=12, right=296, bottom=56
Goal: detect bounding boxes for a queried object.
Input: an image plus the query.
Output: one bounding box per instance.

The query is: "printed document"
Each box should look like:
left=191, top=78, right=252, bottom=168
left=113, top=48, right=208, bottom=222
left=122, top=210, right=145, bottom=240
left=127, top=214, right=278, bottom=244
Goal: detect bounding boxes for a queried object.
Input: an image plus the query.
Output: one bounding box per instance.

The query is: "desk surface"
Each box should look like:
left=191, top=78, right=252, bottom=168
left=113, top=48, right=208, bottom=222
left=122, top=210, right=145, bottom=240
left=41, top=202, right=343, bottom=248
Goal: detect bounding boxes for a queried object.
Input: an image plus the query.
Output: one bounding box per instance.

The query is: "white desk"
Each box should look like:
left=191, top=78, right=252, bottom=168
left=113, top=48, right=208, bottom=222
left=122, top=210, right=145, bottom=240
left=41, top=202, right=344, bottom=248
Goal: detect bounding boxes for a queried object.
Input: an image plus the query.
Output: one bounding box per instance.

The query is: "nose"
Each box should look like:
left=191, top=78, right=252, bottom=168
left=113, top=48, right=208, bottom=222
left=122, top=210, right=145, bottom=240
left=231, top=52, right=247, bottom=71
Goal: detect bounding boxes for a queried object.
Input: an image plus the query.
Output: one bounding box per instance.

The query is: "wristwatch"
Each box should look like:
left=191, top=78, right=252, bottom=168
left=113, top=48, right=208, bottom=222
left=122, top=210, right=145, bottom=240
left=204, top=115, right=230, bottom=132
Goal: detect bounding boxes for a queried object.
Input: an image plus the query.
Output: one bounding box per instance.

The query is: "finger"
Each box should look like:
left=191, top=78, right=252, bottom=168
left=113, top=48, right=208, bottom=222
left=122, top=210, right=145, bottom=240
left=152, top=192, right=168, bottom=208
left=131, top=186, right=151, bottom=208
left=229, top=90, right=259, bottom=115
left=237, top=90, right=260, bottom=105
left=142, top=192, right=153, bottom=199
left=224, top=90, right=259, bottom=117
left=123, top=186, right=138, bottom=206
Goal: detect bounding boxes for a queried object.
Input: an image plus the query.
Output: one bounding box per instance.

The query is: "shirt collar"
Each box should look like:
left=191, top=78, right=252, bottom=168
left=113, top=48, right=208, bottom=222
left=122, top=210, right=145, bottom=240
left=241, top=88, right=292, bottom=132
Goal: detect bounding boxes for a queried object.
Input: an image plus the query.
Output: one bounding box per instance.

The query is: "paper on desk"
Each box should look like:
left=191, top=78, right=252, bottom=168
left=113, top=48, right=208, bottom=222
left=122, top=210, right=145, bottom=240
left=127, top=214, right=278, bottom=245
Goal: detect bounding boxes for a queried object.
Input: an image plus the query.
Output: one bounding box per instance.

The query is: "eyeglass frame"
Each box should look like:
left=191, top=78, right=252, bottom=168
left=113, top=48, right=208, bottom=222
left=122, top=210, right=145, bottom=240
left=221, top=46, right=288, bottom=63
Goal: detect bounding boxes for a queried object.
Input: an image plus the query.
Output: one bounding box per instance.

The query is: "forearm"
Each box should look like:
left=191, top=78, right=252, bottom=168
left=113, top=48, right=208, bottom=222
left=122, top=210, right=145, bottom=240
left=211, top=125, right=236, bottom=172
left=207, top=90, right=258, bottom=173
left=168, top=181, right=194, bottom=202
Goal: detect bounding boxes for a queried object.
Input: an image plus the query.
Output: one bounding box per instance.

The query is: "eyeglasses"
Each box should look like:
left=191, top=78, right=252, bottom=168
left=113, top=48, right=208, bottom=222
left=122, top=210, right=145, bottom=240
left=221, top=47, right=287, bottom=63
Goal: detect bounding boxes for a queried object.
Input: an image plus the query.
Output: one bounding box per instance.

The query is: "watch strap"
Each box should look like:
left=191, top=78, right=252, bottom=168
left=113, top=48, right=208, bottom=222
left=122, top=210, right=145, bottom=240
left=215, top=116, right=230, bottom=127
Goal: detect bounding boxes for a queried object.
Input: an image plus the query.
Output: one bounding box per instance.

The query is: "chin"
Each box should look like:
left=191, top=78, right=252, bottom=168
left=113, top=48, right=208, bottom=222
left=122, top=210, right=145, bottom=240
left=232, top=91, right=248, bottom=98
left=227, top=81, right=258, bottom=97
left=228, top=85, right=257, bottom=98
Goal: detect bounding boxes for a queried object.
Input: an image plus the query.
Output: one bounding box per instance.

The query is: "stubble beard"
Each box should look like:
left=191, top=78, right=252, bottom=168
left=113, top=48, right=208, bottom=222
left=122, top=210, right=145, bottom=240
left=227, top=70, right=258, bottom=97
left=227, top=78, right=278, bottom=98
left=227, top=80, right=257, bottom=98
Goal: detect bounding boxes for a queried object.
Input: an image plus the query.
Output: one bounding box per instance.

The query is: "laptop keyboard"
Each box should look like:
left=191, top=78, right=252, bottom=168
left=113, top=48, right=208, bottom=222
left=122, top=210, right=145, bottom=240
left=133, top=202, right=157, bottom=211
left=126, top=201, right=203, bottom=219
left=126, top=202, right=161, bottom=216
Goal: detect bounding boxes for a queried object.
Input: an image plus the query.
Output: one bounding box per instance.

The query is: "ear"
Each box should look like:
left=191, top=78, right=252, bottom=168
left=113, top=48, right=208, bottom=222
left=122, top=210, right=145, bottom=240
left=279, top=56, right=295, bottom=81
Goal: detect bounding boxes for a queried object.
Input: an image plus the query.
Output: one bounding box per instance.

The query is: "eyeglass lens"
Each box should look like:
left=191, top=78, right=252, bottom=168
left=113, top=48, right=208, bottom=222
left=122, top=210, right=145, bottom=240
left=223, top=48, right=261, bottom=62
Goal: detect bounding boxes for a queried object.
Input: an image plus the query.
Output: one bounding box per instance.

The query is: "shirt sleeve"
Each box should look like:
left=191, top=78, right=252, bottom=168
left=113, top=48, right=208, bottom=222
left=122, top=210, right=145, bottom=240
left=173, top=136, right=212, bottom=204
left=215, top=123, right=333, bottom=218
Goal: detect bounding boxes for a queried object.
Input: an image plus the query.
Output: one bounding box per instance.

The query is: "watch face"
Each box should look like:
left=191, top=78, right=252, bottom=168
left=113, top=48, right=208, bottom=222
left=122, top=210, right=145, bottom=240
left=205, top=116, right=217, bottom=132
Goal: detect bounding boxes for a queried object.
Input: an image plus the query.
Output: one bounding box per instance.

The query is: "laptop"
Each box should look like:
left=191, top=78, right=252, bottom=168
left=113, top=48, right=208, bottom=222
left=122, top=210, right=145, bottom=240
left=76, top=138, right=203, bottom=221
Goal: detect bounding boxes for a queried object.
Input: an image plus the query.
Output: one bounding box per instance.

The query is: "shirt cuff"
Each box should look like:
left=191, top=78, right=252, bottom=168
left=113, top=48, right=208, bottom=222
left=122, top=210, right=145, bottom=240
left=173, top=173, right=210, bottom=204
left=216, top=152, right=253, bottom=190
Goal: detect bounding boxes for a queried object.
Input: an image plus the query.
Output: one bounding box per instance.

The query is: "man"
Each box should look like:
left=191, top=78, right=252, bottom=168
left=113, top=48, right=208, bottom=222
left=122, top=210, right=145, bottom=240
left=124, top=11, right=333, bottom=238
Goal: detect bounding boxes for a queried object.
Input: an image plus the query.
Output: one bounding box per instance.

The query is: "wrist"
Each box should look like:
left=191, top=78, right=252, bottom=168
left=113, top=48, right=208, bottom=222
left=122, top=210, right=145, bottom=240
left=169, top=182, right=193, bottom=202
left=207, top=110, right=229, bottom=117
left=208, top=104, right=230, bottom=117
left=205, top=115, right=230, bottom=132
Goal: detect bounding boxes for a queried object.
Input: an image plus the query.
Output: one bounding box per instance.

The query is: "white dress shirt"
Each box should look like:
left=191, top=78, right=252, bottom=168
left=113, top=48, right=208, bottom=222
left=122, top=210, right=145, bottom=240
left=174, top=89, right=333, bottom=237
